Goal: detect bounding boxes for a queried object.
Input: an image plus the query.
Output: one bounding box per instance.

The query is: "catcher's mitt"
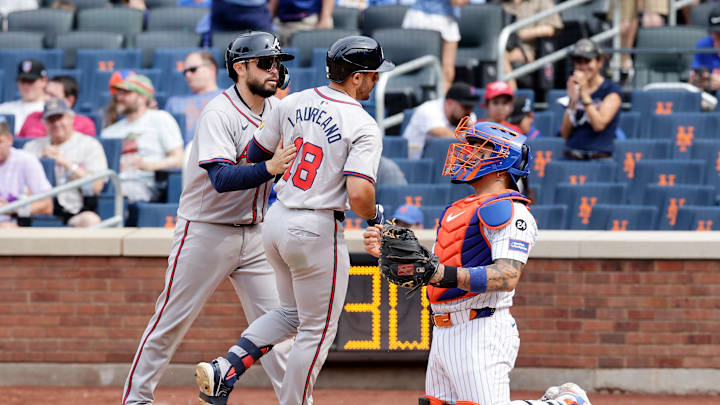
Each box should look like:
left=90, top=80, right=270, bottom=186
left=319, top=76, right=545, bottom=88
left=378, top=222, right=439, bottom=294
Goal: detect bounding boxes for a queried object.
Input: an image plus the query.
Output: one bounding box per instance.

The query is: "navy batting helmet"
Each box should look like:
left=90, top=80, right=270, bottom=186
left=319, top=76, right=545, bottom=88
left=326, top=36, right=395, bottom=83
left=226, top=31, right=294, bottom=88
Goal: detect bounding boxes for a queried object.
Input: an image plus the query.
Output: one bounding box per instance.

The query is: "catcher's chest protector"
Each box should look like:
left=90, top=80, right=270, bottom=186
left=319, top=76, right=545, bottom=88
left=428, top=190, right=530, bottom=304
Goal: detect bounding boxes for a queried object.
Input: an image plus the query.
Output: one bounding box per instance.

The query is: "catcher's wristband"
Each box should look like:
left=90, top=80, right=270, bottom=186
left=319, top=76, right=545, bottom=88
left=432, top=265, right=458, bottom=288
left=468, top=266, right=488, bottom=293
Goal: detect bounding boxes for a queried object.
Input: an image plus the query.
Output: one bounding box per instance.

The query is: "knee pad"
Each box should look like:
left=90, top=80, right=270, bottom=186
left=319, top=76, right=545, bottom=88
left=419, top=395, right=446, bottom=405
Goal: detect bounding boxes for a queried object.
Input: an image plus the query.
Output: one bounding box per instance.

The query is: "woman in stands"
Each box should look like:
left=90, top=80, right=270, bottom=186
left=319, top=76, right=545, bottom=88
left=560, top=39, right=621, bottom=161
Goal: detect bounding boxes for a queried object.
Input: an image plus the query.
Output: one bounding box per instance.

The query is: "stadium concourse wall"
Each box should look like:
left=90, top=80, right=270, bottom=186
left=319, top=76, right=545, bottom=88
left=0, top=228, right=719, bottom=395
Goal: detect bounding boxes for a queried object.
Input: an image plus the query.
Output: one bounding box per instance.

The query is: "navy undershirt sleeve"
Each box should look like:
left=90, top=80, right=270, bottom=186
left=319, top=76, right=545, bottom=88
left=201, top=161, right=273, bottom=193
left=248, top=138, right=275, bottom=163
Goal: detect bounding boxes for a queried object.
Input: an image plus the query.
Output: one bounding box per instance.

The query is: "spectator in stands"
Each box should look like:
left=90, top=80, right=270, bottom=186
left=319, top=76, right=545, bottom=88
left=271, top=0, right=335, bottom=45
left=165, top=51, right=222, bottom=144
left=560, top=39, right=621, bottom=160
left=116, top=0, right=147, bottom=10
left=103, top=70, right=137, bottom=128
left=211, top=0, right=274, bottom=35
left=377, top=156, right=408, bottom=186
left=101, top=74, right=184, bottom=203
left=0, top=120, right=53, bottom=228
left=402, top=81, right=480, bottom=160
left=392, top=203, right=424, bottom=230
left=689, top=6, right=720, bottom=92
left=23, top=99, right=108, bottom=228
left=336, top=0, right=396, bottom=9
left=51, top=0, right=77, bottom=11
left=0, top=0, right=38, bottom=17
left=0, top=60, right=48, bottom=135
left=505, top=96, right=541, bottom=139
left=18, top=76, right=96, bottom=139
left=483, top=80, right=514, bottom=125
left=402, top=0, right=469, bottom=93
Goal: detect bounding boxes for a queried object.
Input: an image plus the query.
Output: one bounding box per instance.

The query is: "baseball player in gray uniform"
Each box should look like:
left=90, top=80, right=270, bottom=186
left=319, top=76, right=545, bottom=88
left=194, top=36, right=395, bottom=405
left=122, top=32, right=297, bottom=405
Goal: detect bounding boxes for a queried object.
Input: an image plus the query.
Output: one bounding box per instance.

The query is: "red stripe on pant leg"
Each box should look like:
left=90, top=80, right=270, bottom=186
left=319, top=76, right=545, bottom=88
left=301, top=221, right=338, bottom=405
left=122, top=220, right=191, bottom=405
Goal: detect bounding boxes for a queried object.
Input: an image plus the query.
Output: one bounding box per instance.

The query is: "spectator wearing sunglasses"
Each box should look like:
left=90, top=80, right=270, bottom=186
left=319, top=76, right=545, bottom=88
left=165, top=51, right=222, bottom=144
left=0, top=60, right=49, bottom=134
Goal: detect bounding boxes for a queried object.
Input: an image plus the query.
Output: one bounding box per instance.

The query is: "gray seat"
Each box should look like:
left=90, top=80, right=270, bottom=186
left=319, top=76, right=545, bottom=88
left=456, top=4, right=504, bottom=68
left=146, top=0, right=179, bottom=8
left=147, top=7, right=209, bottom=32
left=632, top=26, right=707, bottom=88
left=290, top=29, right=360, bottom=67
left=77, top=8, right=144, bottom=47
left=0, top=32, right=44, bottom=49
left=333, top=6, right=360, bottom=30
left=67, top=0, right=111, bottom=10
left=135, top=31, right=203, bottom=67
left=690, top=2, right=716, bottom=27
left=360, top=5, right=409, bottom=36
left=7, top=9, right=74, bottom=48
left=212, top=31, right=248, bottom=51
left=56, top=31, right=124, bottom=68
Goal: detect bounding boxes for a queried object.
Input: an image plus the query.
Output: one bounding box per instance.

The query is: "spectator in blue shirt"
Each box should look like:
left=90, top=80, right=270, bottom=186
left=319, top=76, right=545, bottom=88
left=560, top=39, right=621, bottom=160
left=211, top=0, right=274, bottom=34
left=689, top=6, right=720, bottom=92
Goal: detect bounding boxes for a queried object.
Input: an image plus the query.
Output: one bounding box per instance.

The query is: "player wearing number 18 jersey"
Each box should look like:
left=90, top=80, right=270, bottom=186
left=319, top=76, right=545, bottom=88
left=194, top=36, right=394, bottom=405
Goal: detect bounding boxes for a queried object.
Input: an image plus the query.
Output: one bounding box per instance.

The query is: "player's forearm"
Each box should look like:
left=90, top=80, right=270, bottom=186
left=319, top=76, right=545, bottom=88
left=346, top=176, right=376, bottom=219
left=432, top=259, right=523, bottom=292
left=203, top=161, right=273, bottom=192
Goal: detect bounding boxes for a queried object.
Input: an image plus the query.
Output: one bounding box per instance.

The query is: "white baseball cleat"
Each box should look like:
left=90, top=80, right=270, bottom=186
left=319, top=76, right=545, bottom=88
left=195, top=357, right=235, bottom=405
left=546, top=382, right=591, bottom=405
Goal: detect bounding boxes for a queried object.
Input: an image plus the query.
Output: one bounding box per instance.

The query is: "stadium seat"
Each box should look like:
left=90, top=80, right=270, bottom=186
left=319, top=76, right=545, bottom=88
left=526, top=137, right=564, bottom=186
left=211, top=31, right=247, bottom=51
left=391, top=158, right=433, bottom=183
left=170, top=113, right=187, bottom=144
left=343, top=209, right=366, bottom=230
left=531, top=111, right=554, bottom=139
left=530, top=204, right=567, bottom=230
left=448, top=183, right=475, bottom=202
left=147, top=7, right=208, bottom=31
left=56, top=32, right=124, bottom=69
left=67, top=0, right=110, bottom=10
left=554, top=182, right=627, bottom=230
left=690, top=139, right=720, bottom=203
left=135, top=202, right=179, bottom=227
left=399, top=108, right=415, bottom=136
left=377, top=184, right=451, bottom=208
left=290, top=29, right=361, bottom=67
left=311, top=48, right=328, bottom=84
left=217, top=70, right=234, bottom=89
left=98, top=138, right=122, bottom=197
left=0, top=49, right=63, bottom=100
left=166, top=170, right=183, bottom=203
left=288, top=67, right=317, bottom=94
left=546, top=89, right=567, bottom=130
left=382, top=137, right=407, bottom=159
left=76, top=49, right=142, bottom=95
left=628, top=159, right=705, bottom=204
left=631, top=90, right=702, bottom=122
left=77, top=8, right=144, bottom=47
left=333, top=6, right=360, bottom=30
left=420, top=205, right=447, bottom=230
left=360, top=5, right=409, bottom=36
left=618, top=111, right=641, bottom=139
left=135, top=32, right=203, bottom=68
left=39, top=157, right=56, bottom=187
left=614, top=139, right=672, bottom=183
left=7, top=9, right=73, bottom=48
left=633, top=27, right=707, bottom=88
left=674, top=206, right=720, bottom=231
left=645, top=184, right=715, bottom=230
left=540, top=160, right=617, bottom=205
left=0, top=32, right=44, bottom=50
left=585, top=204, right=658, bottom=231
left=690, top=2, right=716, bottom=27
left=456, top=4, right=504, bottom=75
left=1, top=115, right=15, bottom=135
left=31, top=215, right=66, bottom=227
left=145, top=0, right=177, bottom=7
left=646, top=113, right=712, bottom=158
left=422, top=137, right=455, bottom=183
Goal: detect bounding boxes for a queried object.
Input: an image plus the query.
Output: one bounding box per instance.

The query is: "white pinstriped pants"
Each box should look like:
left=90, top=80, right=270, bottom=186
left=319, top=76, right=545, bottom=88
left=426, top=308, right=520, bottom=405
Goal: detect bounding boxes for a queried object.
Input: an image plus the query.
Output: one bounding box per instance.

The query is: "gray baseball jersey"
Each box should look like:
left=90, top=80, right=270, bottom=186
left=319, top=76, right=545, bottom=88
left=177, top=87, right=277, bottom=225
left=252, top=86, right=382, bottom=211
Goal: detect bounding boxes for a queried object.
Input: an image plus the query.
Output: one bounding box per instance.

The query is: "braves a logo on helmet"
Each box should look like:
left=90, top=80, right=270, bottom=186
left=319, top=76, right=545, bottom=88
left=272, top=37, right=280, bottom=51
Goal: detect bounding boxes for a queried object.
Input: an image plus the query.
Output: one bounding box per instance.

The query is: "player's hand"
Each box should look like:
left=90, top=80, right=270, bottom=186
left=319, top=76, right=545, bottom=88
left=362, top=224, right=382, bottom=258
left=266, top=142, right=297, bottom=175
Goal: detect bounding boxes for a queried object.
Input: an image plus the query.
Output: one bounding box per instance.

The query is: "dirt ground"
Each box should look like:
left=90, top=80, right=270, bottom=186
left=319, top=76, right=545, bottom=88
left=1, top=387, right=718, bottom=405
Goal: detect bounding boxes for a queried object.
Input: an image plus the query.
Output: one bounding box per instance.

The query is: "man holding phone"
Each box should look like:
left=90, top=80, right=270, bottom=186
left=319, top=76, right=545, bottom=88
left=689, top=6, right=720, bottom=92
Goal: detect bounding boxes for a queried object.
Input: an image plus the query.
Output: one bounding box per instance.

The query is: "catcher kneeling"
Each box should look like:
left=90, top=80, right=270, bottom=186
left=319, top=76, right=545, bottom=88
left=364, top=118, right=592, bottom=405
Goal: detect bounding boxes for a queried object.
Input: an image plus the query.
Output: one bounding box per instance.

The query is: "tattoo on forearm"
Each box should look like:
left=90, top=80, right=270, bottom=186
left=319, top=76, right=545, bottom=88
left=456, top=259, right=523, bottom=292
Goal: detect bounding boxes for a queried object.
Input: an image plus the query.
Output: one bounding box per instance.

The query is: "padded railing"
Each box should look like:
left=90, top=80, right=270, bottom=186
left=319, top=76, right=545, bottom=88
left=0, top=169, right=124, bottom=228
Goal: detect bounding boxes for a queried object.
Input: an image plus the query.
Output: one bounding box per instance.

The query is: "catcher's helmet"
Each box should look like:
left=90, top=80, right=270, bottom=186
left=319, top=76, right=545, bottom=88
left=225, top=31, right=294, bottom=88
left=443, top=117, right=530, bottom=189
left=326, top=35, right=395, bottom=83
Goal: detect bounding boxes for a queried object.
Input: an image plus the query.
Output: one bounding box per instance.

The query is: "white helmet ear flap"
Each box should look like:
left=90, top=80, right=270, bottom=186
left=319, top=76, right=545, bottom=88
left=278, top=63, right=289, bottom=90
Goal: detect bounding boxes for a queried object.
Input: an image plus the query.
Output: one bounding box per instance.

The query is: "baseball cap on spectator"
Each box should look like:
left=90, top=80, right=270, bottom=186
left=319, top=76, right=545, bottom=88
left=571, top=39, right=601, bottom=60
left=446, top=82, right=480, bottom=107
left=108, top=69, right=137, bottom=94
left=507, top=96, right=533, bottom=125
left=484, top=81, right=514, bottom=103
left=392, top=204, right=424, bottom=226
left=112, top=74, right=155, bottom=100
left=17, top=59, right=47, bottom=81
left=709, top=6, right=720, bottom=32
left=42, top=98, right=72, bottom=119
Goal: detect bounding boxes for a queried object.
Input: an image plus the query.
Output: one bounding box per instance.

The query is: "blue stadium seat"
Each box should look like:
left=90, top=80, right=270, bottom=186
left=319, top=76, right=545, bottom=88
left=85, top=111, right=102, bottom=135
left=585, top=204, right=658, bottom=231
left=618, top=111, right=641, bottom=139
left=1, top=114, right=15, bottom=135
left=288, top=67, right=317, bottom=93
left=382, top=136, right=407, bottom=158
left=12, top=137, right=29, bottom=149
left=554, top=182, right=627, bottom=230
left=391, top=158, right=433, bottom=183
left=377, top=184, right=451, bottom=208
left=628, top=159, right=705, bottom=204
left=690, top=139, right=720, bottom=203
left=645, top=113, right=712, bottom=158
left=420, top=205, right=447, bottom=230
left=645, top=184, right=715, bottom=230
left=630, top=90, right=701, bottom=120
left=421, top=138, right=455, bottom=183
left=546, top=89, right=566, bottom=130
left=166, top=170, right=183, bottom=203
left=0, top=49, right=63, bottom=102
left=674, top=206, right=720, bottom=231
left=310, top=48, right=327, bottom=84
left=98, top=138, right=122, bottom=196
left=613, top=139, right=672, bottom=184
left=531, top=111, right=554, bottom=139
left=530, top=204, right=567, bottom=230
left=343, top=209, right=367, bottom=230
left=218, top=70, right=234, bottom=90
left=39, top=157, right=56, bottom=186
left=448, top=183, right=475, bottom=202
left=170, top=112, right=187, bottom=144
left=400, top=107, right=415, bottom=136
left=75, top=49, right=142, bottom=107
left=31, top=215, right=65, bottom=227
left=135, top=202, right=179, bottom=227
left=0, top=70, right=4, bottom=103
left=526, top=137, right=564, bottom=186
left=540, top=160, right=617, bottom=205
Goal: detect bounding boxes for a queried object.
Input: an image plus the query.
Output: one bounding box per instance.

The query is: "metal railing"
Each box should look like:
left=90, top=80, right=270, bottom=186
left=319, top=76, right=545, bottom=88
left=669, top=0, right=698, bottom=26
left=375, top=55, right=443, bottom=135
left=0, top=169, right=124, bottom=228
left=497, top=0, right=622, bottom=83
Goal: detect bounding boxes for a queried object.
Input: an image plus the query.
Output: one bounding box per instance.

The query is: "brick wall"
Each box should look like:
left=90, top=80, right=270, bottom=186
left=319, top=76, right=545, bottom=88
left=1, top=256, right=719, bottom=368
